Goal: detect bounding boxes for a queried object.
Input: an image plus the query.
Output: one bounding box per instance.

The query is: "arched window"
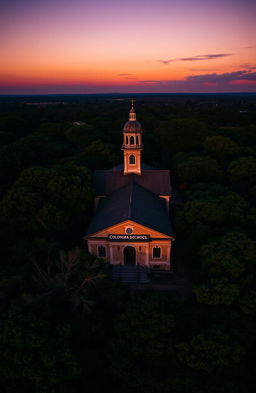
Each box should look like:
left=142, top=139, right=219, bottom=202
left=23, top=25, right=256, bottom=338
left=126, top=136, right=128, bottom=144
left=153, top=246, right=161, bottom=258
left=98, top=245, right=106, bottom=257
left=136, top=136, right=139, bottom=145
left=129, top=155, right=135, bottom=164
left=130, top=136, right=134, bottom=145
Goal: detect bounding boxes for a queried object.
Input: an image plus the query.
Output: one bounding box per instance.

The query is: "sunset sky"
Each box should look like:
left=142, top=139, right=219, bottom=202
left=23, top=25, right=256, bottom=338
left=1, top=0, right=256, bottom=94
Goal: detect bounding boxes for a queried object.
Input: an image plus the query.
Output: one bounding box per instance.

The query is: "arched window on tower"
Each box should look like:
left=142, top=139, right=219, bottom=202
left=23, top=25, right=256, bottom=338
left=136, top=136, right=139, bottom=145
left=129, top=155, right=135, bottom=164
left=130, top=136, right=134, bottom=145
left=126, top=136, right=128, bottom=144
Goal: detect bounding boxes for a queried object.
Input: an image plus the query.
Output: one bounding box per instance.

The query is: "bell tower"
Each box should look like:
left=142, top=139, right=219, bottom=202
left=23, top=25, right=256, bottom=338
left=122, top=100, right=143, bottom=175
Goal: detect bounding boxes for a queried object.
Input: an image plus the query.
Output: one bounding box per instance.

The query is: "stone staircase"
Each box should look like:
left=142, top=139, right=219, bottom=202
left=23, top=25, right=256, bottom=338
left=112, top=265, right=150, bottom=284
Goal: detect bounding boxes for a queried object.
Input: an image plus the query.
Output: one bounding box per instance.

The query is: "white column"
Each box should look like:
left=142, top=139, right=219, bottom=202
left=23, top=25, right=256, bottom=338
left=88, top=243, right=92, bottom=254
left=146, top=245, right=149, bottom=267
left=167, top=245, right=171, bottom=262
left=109, top=245, right=113, bottom=264
left=166, top=244, right=171, bottom=270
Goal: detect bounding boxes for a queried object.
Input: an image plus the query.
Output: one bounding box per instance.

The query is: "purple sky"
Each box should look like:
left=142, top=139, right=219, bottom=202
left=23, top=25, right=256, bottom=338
left=1, top=0, right=255, bottom=93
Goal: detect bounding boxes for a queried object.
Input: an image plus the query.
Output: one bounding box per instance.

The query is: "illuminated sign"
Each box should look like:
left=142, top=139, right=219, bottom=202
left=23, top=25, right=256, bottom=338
left=108, top=234, right=151, bottom=242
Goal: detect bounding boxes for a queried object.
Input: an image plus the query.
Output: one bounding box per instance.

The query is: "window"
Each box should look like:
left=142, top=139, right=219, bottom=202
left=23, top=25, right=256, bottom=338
left=129, top=155, right=135, bottom=164
left=98, top=245, right=106, bottom=257
left=136, top=136, right=139, bottom=144
left=153, top=246, right=161, bottom=258
left=130, top=136, right=134, bottom=145
left=126, top=136, right=128, bottom=144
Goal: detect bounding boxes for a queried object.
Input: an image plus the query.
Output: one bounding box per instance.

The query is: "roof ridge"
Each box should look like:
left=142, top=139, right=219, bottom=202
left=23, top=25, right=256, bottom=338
left=128, top=181, right=134, bottom=219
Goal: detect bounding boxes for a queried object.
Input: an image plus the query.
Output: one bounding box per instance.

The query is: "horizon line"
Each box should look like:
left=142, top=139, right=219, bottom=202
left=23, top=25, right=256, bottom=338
left=0, top=91, right=256, bottom=97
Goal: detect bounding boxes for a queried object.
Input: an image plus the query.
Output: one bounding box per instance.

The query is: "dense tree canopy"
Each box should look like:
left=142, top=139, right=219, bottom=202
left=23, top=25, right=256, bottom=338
left=0, top=163, right=93, bottom=233
left=176, top=155, right=222, bottom=187
left=0, top=303, right=79, bottom=393
left=203, top=135, right=240, bottom=159
left=0, top=95, right=256, bottom=393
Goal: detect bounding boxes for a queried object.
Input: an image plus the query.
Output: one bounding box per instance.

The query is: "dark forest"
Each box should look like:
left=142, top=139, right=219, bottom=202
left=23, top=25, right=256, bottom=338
left=0, top=93, right=256, bottom=393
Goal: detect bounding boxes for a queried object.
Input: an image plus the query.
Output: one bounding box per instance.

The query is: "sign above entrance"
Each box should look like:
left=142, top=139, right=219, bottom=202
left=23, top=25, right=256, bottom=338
left=108, top=234, right=151, bottom=242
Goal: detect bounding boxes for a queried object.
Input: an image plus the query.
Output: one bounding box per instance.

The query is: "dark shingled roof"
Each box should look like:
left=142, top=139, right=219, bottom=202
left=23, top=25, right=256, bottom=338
left=94, top=165, right=172, bottom=196
left=87, top=182, right=174, bottom=237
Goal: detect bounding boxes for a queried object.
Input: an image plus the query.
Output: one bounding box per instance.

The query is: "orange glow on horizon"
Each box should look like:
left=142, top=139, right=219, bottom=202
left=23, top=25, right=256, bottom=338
left=0, top=0, right=255, bottom=93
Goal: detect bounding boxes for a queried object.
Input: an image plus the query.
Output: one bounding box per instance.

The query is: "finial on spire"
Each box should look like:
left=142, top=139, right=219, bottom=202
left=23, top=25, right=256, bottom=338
left=129, top=98, right=136, bottom=121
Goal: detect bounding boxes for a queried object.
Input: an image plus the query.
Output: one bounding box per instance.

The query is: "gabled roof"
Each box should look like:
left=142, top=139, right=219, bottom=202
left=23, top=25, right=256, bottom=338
left=94, top=164, right=172, bottom=197
left=87, top=182, right=174, bottom=237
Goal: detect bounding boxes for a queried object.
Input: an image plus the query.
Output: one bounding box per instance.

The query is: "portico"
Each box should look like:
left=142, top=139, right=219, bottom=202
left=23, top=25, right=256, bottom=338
left=86, top=219, right=174, bottom=270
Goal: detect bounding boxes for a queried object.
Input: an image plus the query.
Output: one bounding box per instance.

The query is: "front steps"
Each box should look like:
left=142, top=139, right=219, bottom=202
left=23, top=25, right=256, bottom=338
left=112, top=265, right=150, bottom=284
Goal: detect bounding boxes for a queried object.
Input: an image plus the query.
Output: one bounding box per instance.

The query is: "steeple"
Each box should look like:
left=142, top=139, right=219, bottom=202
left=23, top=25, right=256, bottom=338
left=122, top=100, right=143, bottom=175
left=129, top=99, right=136, bottom=121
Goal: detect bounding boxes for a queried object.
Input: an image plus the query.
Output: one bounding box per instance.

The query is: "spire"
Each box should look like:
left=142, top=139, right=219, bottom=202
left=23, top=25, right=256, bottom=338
left=129, top=98, right=136, bottom=121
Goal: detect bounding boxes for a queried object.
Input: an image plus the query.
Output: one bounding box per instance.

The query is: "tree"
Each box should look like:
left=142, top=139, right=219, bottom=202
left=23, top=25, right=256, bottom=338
left=0, top=302, right=79, bottom=393
left=1, top=163, right=92, bottom=232
left=157, top=119, right=210, bottom=154
left=0, top=163, right=93, bottom=266
left=84, top=140, right=117, bottom=169
left=178, top=189, right=248, bottom=228
left=180, top=199, right=225, bottom=226
left=178, top=328, right=244, bottom=374
left=65, top=124, right=98, bottom=148
left=176, top=156, right=222, bottom=187
left=109, top=292, right=176, bottom=393
left=203, top=135, right=240, bottom=159
left=227, top=156, right=256, bottom=193
left=194, top=277, right=240, bottom=305
left=183, top=183, right=228, bottom=201
left=33, top=248, right=107, bottom=314
left=194, top=232, right=256, bottom=309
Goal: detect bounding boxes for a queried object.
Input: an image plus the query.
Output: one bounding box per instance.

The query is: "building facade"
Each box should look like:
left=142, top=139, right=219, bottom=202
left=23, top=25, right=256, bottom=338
left=85, top=102, right=175, bottom=271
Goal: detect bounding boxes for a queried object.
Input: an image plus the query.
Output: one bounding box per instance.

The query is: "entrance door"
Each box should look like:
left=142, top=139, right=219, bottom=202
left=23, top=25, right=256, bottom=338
left=124, top=246, right=136, bottom=265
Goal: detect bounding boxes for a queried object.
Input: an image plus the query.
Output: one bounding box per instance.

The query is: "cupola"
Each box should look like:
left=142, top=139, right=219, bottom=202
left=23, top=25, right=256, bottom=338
left=122, top=100, right=143, bottom=175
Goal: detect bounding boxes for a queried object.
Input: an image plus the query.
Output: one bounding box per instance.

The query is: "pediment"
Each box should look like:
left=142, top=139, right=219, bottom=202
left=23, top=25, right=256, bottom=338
left=86, top=219, right=173, bottom=239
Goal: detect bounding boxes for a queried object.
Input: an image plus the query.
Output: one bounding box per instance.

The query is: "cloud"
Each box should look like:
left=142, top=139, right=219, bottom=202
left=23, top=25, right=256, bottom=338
left=117, top=73, right=137, bottom=80
left=137, top=70, right=256, bottom=88
left=157, top=53, right=232, bottom=65
left=187, top=70, right=256, bottom=83
left=117, top=73, right=135, bottom=76
left=138, top=80, right=164, bottom=85
left=131, top=70, right=256, bottom=92
left=232, top=64, right=256, bottom=70
left=158, top=59, right=173, bottom=65
left=180, top=53, right=232, bottom=61
left=189, top=68, right=219, bottom=72
left=230, top=80, right=256, bottom=85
